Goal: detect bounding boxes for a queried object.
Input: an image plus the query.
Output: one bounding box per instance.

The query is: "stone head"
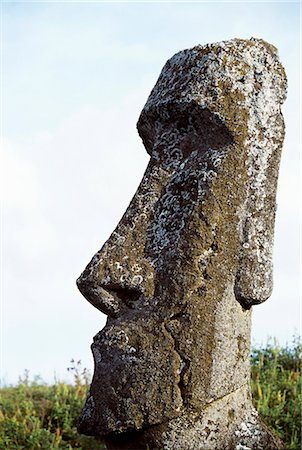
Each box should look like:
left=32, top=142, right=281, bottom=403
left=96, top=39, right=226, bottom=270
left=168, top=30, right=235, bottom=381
left=77, top=38, right=287, bottom=438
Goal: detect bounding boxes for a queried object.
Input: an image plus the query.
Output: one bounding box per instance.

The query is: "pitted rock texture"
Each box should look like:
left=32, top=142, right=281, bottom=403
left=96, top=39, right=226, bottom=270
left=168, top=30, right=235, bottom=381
left=77, top=38, right=286, bottom=449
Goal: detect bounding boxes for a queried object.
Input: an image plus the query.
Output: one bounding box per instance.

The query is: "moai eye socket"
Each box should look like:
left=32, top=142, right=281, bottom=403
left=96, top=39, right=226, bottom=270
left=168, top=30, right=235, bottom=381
left=140, top=102, right=233, bottom=169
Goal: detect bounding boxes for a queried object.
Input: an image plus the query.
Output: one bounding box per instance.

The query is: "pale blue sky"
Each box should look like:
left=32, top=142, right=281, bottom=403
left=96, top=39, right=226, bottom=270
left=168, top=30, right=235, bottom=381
left=1, top=1, right=300, bottom=384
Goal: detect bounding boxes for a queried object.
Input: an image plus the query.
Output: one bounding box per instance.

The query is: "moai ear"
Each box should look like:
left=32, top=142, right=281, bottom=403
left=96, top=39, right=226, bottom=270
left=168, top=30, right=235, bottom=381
left=234, top=40, right=287, bottom=309
left=234, top=115, right=285, bottom=309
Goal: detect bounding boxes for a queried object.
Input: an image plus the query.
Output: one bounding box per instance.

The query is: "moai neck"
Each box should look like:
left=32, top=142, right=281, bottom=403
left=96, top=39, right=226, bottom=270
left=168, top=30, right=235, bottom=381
left=77, top=38, right=287, bottom=450
left=105, top=385, right=283, bottom=450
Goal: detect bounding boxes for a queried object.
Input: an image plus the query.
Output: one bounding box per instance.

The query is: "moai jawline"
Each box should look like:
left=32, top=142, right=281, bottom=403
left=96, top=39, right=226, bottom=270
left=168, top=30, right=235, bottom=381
left=77, top=38, right=287, bottom=450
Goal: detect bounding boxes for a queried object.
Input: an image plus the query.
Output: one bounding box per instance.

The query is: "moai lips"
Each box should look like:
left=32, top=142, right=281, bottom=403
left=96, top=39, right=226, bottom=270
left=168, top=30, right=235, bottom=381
left=77, top=38, right=286, bottom=449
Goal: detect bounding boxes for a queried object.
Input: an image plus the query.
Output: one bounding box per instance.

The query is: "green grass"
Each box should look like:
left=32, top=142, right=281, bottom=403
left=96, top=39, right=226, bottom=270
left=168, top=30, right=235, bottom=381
left=0, top=361, right=105, bottom=449
left=0, top=339, right=301, bottom=449
left=251, top=336, right=301, bottom=450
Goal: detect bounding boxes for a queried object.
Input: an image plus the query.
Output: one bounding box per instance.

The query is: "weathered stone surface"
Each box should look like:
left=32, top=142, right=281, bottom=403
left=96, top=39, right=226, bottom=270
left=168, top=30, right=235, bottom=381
left=77, top=38, right=287, bottom=449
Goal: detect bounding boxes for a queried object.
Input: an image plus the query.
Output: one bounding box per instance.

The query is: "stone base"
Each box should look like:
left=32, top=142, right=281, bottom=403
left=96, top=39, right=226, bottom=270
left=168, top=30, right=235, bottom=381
left=105, top=386, right=284, bottom=450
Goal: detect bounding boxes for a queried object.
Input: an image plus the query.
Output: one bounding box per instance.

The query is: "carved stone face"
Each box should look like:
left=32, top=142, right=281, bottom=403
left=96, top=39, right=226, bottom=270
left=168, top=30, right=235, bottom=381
left=77, top=38, right=287, bottom=438
left=77, top=104, right=236, bottom=435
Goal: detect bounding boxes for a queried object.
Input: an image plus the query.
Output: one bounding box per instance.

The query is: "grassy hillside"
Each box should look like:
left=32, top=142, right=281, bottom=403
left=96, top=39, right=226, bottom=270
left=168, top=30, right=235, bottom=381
left=0, top=338, right=301, bottom=449
left=250, top=337, right=301, bottom=449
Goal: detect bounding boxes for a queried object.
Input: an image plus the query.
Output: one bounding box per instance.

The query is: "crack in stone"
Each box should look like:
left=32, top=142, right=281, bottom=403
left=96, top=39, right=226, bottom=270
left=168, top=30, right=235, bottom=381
left=204, top=383, right=248, bottom=408
left=162, top=319, right=191, bottom=406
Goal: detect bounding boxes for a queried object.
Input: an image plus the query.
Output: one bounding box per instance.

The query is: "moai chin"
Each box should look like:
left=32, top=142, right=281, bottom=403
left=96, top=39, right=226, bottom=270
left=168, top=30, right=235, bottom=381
left=77, top=38, right=287, bottom=450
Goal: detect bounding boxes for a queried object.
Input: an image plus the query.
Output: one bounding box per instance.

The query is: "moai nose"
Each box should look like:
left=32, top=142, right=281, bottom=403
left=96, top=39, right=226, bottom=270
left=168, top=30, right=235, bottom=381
left=77, top=164, right=159, bottom=318
left=77, top=225, right=154, bottom=317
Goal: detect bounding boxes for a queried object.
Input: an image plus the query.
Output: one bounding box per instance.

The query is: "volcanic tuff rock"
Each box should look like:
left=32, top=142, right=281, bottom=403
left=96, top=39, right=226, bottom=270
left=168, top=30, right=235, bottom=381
left=77, top=38, right=287, bottom=449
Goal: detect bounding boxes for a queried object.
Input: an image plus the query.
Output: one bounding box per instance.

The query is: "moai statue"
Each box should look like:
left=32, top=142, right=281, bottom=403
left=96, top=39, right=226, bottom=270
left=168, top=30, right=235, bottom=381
left=77, top=38, right=287, bottom=449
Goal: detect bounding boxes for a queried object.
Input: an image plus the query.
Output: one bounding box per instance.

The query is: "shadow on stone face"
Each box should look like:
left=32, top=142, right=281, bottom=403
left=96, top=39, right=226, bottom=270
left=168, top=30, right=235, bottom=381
left=138, top=101, right=234, bottom=159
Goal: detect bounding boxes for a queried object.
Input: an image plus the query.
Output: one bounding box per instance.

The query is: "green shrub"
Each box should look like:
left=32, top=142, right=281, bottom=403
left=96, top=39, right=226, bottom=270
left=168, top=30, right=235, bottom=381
left=251, top=336, right=301, bottom=450
left=0, top=361, right=105, bottom=449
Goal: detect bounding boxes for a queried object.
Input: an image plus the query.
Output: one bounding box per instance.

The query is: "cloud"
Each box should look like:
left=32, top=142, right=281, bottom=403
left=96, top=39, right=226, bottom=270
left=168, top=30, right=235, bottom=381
left=2, top=139, right=38, bottom=210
